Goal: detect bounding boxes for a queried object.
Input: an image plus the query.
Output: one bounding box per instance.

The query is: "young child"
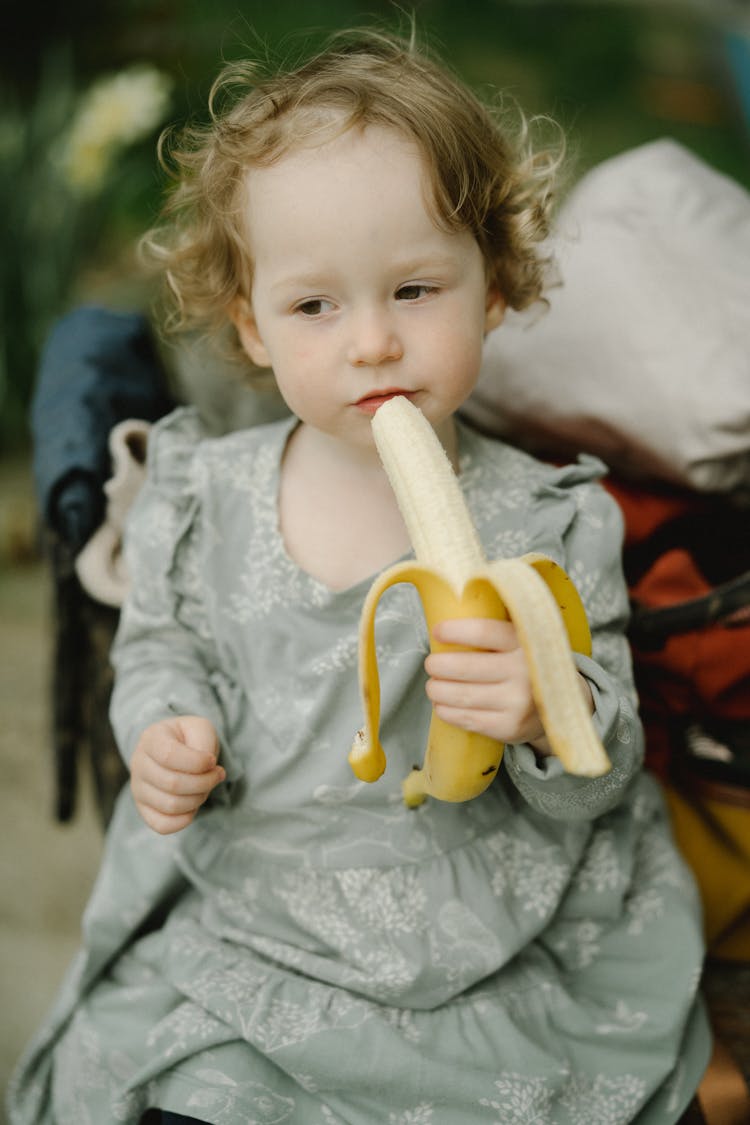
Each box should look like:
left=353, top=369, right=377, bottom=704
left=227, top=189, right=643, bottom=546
left=8, top=28, right=710, bottom=1125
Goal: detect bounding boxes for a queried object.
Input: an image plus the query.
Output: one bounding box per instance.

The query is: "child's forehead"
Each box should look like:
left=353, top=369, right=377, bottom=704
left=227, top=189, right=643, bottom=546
left=240, top=122, right=431, bottom=210
left=238, top=123, right=466, bottom=268
left=259, top=118, right=424, bottom=175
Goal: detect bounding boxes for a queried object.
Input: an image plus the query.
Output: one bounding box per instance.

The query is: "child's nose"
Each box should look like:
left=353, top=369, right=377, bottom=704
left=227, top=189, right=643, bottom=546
left=347, top=307, right=403, bottom=367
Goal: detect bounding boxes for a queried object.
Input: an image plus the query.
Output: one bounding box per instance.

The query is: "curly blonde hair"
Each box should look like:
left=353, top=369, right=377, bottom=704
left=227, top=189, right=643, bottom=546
left=143, top=28, right=562, bottom=363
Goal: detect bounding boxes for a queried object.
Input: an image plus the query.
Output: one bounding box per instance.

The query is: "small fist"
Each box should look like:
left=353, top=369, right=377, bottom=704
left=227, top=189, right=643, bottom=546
left=425, top=617, right=593, bottom=756
left=130, top=715, right=225, bottom=834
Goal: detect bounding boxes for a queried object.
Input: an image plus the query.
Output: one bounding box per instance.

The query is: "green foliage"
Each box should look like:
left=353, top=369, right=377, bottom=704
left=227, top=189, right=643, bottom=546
left=0, top=49, right=172, bottom=452
left=1, top=50, right=78, bottom=450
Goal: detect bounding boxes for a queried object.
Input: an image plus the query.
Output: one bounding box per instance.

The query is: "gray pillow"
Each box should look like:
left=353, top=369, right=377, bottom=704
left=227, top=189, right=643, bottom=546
left=465, top=139, right=750, bottom=496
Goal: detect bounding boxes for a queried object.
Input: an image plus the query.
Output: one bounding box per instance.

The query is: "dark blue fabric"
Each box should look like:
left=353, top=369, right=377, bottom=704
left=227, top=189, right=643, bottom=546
left=161, top=1115, right=209, bottom=1124
left=31, top=305, right=175, bottom=550
left=140, top=1112, right=210, bottom=1124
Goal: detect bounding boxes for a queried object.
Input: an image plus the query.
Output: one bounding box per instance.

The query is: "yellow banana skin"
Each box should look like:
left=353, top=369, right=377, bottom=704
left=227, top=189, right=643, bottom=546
left=348, top=396, right=612, bottom=807
left=349, top=562, right=508, bottom=801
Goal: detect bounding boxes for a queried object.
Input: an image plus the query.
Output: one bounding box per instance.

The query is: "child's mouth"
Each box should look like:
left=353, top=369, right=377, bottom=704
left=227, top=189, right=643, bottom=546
left=355, top=390, right=413, bottom=415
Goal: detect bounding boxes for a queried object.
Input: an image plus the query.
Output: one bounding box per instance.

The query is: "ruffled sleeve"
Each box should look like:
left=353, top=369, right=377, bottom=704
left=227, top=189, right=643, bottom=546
left=109, top=407, right=229, bottom=768
left=502, top=456, right=645, bottom=820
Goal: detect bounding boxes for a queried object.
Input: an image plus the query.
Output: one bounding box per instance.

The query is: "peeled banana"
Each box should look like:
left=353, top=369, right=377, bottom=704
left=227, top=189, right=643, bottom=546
left=348, top=395, right=611, bottom=807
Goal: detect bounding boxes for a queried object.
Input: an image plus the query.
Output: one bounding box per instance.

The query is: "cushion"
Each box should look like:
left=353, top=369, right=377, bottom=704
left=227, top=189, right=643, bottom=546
left=464, top=138, right=750, bottom=495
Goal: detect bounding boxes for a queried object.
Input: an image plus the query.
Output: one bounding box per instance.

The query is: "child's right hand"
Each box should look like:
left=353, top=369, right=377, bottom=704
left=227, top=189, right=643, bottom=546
left=129, top=716, right=226, bottom=834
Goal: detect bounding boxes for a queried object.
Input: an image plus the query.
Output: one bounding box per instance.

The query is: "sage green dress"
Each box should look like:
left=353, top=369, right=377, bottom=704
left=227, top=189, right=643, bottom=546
left=7, top=407, right=710, bottom=1125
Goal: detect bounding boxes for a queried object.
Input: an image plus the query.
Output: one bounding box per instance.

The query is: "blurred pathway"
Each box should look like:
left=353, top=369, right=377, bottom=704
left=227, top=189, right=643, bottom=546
left=0, top=459, right=102, bottom=1107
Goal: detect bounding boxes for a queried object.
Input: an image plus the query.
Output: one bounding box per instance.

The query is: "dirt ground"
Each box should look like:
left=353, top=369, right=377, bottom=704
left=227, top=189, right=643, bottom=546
left=0, top=456, right=103, bottom=1112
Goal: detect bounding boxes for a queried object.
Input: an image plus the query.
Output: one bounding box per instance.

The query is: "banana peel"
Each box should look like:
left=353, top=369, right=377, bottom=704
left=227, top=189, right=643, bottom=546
left=349, top=395, right=611, bottom=807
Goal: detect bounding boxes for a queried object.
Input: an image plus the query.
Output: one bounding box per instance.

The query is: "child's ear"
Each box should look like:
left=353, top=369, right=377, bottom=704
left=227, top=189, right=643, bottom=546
left=229, top=296, right=271, bottom=368
left=484, top=287, right=505, bottom=334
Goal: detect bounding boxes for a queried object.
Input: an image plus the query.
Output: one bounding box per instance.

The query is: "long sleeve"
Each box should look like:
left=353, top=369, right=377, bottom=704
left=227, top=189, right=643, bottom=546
left=109, top=407, right=229, bottom=767
left=501, top=457, right=644, bottom=820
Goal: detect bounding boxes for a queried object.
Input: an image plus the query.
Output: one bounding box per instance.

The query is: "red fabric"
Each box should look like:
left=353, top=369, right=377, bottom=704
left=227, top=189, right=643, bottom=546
left=603, top=477, right=750, bottom=780
left=607, top=483, right=695, bottom=544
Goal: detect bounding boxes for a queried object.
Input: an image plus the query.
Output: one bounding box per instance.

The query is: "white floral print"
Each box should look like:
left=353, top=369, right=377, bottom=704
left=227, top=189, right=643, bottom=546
left=6, top=410, right=710, bottom=1125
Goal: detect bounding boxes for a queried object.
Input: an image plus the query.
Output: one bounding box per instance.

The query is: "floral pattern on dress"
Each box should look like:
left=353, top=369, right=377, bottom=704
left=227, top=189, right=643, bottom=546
left=573, top=828, right=623, bottom=895
left=485, top=828, right=570, bottom=918
left=187, top=1071, right=296, bottom=1124
left=479, top=1069, right=647, bottom=1125
left=6, top=410, right=710, bottom=1125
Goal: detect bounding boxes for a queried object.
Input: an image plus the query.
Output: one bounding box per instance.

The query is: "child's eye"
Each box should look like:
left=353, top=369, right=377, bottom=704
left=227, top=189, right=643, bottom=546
left=396, top=284, right=436, bottom=302
left=295, top=298, right=333, bottom=317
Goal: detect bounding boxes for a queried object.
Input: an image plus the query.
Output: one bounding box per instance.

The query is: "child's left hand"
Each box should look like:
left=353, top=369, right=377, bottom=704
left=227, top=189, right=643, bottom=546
left=424, top=618, right=593, bottom=755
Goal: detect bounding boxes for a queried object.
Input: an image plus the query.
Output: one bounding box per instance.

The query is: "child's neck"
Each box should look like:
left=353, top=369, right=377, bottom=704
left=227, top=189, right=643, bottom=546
left=278, top=422, right=417, bottom=592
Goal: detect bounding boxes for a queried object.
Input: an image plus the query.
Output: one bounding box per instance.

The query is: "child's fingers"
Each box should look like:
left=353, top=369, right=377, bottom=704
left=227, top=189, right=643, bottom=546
left=424, top=644, right=543, bottom=745
left=173, top=715, right=221, bottom=758
left=135, top=754, right=225, bottom=797
left=131, top=716, right=225, bottom=834
left=428, top=691, right=543, bottom=745
left=143, top=722, right=219, bottom=774
left=430, top=701, right=496, bottom=737
left=133, top=779, right=211, bottom=818
left=425, top=676, right=514, bottom=713
left=136, top=805, right=198, bottom=836
left=131, top=763, right=225, bottom=834
left=425, top=648, right=511, bottom=684
left=431, top=618, right=519, bottom=652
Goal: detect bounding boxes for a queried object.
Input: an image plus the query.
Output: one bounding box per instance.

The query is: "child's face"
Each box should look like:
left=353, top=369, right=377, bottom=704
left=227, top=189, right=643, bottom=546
left=232, top=124, right=504, bottom=451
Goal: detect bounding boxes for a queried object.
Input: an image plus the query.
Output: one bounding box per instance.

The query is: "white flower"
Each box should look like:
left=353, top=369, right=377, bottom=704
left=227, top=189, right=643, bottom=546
left=57, top=63, right=172, bottom=193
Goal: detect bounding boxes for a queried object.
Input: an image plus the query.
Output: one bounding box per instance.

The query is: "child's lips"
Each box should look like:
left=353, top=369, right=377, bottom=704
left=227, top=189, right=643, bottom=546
left=355, top=390, right=414, bottom=415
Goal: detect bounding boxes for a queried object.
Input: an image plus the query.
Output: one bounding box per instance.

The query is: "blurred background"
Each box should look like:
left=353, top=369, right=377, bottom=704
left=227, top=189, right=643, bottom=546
left=1, top=0, right=749, bottom=1107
